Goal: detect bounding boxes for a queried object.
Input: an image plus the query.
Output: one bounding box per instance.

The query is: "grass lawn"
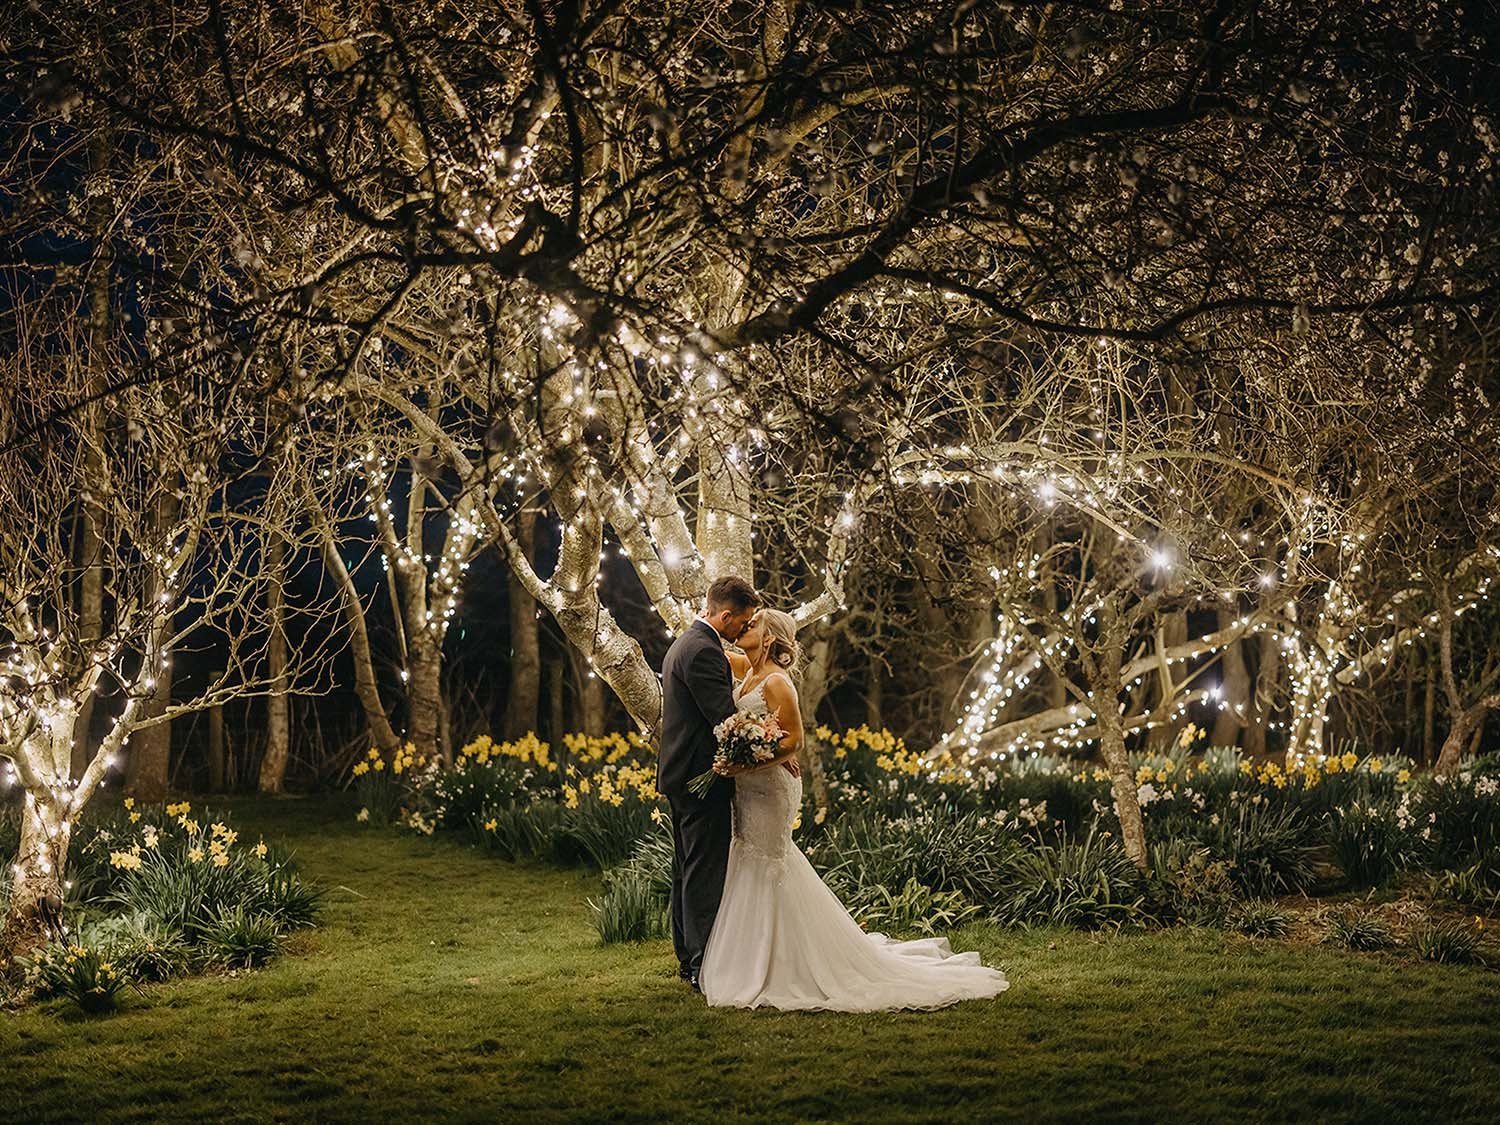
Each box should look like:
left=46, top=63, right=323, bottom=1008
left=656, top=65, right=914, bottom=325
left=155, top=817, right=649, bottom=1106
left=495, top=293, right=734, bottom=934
left=3, top=796, right=1498, bottom=1124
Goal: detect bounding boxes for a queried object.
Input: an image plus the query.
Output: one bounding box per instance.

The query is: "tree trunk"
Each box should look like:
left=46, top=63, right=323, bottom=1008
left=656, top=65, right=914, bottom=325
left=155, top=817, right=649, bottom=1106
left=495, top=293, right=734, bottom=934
left=1210, top=623, right=1251, bottom=751
left=1243, top=629, right=1279, bottom=760
left=257, top=528, right=292, bottom=793
left=1148, top=611, right=1190, bottom=753
left=126, top=626, right=174, bottom=802
left=1090, top=601, right=1148, bottom=870
left=405, top=636, right=444, bottom=763
left=798, top=623, right=834, bottom=726
left=207, top=703, right=226, bottom=792
left=1403, top=659, right=1417, bottom=757
left=302, top=481, right=402, bottom=755
left=795, top=622, right=835, bottom=812
left=865, top=653, right=883, bottom=729
left=71, top=129, right=112, bottom=781
left=505, top=514, right=541, bottom=740
left=1434, top=699, right=1500, bottom=775
left=547, top=659, right=566, bottom=748
left=1423, top=651, right=1437, bottom=765
left=126, top=483, right=182, bottom=801
left=572, top=642, right=608, bottom=736
left=1433, top=587, right=1499, bottom=775
left=1, top=791, right=72, bottom=967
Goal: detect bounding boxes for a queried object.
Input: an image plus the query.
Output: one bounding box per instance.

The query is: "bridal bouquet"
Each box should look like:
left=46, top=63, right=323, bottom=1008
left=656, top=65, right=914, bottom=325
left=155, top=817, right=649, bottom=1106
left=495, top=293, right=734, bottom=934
left=686, top=710, right=785, bottom=797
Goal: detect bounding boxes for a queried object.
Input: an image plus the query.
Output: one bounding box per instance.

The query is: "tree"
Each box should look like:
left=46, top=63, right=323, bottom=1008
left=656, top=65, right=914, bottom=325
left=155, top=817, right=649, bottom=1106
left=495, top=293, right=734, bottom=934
left=8, top=0, right=1495, bottom=765
left=0, top=297, right=331, bottom=961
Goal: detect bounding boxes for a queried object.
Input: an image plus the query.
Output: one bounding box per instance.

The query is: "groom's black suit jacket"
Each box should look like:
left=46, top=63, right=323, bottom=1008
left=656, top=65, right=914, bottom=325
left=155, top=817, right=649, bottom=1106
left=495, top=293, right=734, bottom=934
left=657, top=619, right=738, bottom=809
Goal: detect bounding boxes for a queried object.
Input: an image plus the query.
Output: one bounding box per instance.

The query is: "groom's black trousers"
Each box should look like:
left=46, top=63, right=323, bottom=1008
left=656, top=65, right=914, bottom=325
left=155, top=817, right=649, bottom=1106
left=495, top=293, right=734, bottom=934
left=669, top=797, right=733, bottom=978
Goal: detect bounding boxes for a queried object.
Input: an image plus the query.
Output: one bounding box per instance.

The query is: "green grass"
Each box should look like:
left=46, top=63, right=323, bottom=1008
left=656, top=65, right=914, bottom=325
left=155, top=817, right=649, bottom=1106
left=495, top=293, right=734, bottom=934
left=3, top=797, right=1499, bottom=1124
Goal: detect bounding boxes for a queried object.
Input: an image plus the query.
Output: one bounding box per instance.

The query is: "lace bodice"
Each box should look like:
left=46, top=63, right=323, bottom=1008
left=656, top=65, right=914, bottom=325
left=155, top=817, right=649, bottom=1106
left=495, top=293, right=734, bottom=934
left=730, top=672, right=801, bottom=879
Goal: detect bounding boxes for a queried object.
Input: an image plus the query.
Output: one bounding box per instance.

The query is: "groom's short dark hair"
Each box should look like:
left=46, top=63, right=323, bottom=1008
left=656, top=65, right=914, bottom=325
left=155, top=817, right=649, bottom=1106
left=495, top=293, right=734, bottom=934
left=705, top=576, right=760, bottom=615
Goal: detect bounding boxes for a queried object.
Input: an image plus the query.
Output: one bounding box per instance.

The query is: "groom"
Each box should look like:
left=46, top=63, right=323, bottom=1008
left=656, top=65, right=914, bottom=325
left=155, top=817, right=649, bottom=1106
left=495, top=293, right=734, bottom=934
left=657, top=575, right=760, bottom=991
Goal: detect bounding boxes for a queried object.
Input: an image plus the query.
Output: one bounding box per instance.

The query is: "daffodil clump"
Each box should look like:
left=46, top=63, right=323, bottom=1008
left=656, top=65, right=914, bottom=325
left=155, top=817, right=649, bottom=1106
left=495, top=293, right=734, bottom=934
left=351, top=743, right=429, bottom=825
left=562, top=730, right=653, bottom=769
left=20, top=800, right=319, bottom=1013
left=561, top=760, right=658, bottom=810
left=400, top=734, right=561, bottom=834
left=384, top=729, right=664, bottom=864
left=806, top=724, right=975, bottom=822
left=27, top=942, right=126, bottom=1013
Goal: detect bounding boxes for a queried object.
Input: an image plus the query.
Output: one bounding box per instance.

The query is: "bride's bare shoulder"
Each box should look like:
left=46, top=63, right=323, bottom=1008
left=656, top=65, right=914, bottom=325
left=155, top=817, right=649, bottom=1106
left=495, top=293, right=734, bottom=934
left=763, top=670, right=799, bottom=700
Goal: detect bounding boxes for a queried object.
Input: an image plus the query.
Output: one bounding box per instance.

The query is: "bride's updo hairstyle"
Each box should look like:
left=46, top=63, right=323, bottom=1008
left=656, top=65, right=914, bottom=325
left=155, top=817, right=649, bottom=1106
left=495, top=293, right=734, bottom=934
left=760, top=609, right=802, bottom=675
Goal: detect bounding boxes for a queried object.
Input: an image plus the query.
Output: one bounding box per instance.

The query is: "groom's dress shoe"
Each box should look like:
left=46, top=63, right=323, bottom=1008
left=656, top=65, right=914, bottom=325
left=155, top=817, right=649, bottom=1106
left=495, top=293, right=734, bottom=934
left=690, top=977, right=702, bottom=993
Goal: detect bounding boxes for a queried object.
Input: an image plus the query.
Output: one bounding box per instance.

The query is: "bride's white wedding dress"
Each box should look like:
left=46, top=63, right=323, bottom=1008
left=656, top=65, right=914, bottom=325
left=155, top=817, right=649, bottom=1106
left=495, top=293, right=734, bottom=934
left=699, top=673, right=1010, bottom=1012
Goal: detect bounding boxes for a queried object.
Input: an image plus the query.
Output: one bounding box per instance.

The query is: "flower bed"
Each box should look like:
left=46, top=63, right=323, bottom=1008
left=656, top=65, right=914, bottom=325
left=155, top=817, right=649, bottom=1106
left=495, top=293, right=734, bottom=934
left=363, top=726, right=1499, bottom=954
left=4, top=800, right=320, bottom=1013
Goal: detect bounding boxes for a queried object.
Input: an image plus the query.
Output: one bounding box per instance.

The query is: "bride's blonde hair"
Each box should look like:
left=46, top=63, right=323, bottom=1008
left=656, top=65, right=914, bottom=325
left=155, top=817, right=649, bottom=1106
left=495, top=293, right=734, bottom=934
left=759, top=609, right=801, bottom=675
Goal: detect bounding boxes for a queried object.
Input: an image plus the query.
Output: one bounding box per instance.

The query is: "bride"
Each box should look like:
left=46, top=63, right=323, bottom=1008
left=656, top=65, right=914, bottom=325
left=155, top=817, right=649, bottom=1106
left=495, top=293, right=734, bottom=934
left=700, top=608, right=1010, bottom=1012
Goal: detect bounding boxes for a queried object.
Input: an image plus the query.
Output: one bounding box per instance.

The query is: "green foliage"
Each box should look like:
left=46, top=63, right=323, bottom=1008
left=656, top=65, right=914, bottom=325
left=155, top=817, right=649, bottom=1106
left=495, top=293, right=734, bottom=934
left=989, top=826, right=1148, bottom=930
left=76, top=911, right=193, bottom=982
left=1228, top=901, right=1293, bottom=939
left=603, top=824, right=675, bottom=901
left=350, top=746, right=412, bottom=826
left=198, top=905, right=284, bottom=968
left=808, top=809, right=1022, bottom=909
left=1199, top=801, right=1319, bottom=897
left=1428, top=849, right=1500, bottom=913
left=1409, top=918, right=1485, bottom=965
left=1147, top=840, right=1241, bottom=926
left=472, top=803, right=560, bottom=862
left=74, top=805, right=319, bottom=985
left=589, top=826, right=675, bottom=945
left=108, top=841, right=279, bottom=943
left=1321, top=909, right=1394, bottom=951
left=557, top=791, right=658, bottom=870
left=588, top=869, right=668, bottom=944
left=1403, top=764, right=1500, bottom=869
left=843, top=877, right=982, bottom=937
left=1328, top=798, right=1413, bottom=889
left=418, top=754, right=542, bottom=832
left=26, top=942, right=128, bottom=1014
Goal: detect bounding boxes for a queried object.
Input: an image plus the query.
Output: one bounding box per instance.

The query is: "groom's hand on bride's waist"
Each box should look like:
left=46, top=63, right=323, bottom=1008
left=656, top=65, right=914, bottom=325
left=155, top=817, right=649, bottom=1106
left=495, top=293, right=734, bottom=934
left=782, top=758, right=802, bottom=778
